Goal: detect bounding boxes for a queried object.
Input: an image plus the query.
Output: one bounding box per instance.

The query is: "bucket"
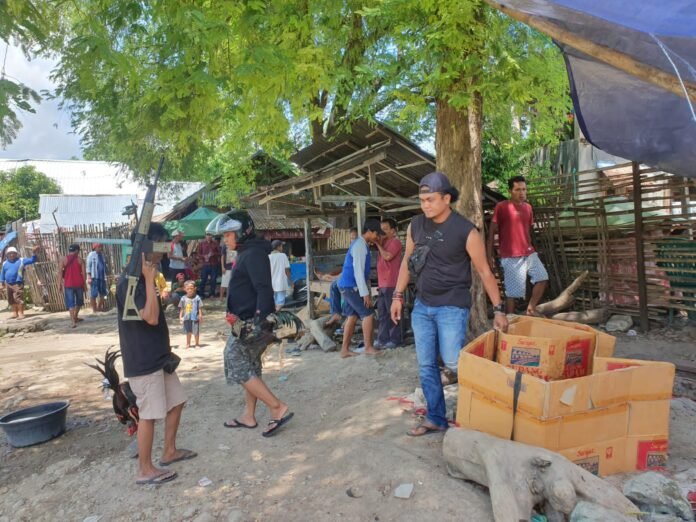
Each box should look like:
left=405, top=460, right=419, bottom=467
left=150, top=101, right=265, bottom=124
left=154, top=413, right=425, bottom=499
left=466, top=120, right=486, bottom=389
left=0, top=401, right=70, bottom=448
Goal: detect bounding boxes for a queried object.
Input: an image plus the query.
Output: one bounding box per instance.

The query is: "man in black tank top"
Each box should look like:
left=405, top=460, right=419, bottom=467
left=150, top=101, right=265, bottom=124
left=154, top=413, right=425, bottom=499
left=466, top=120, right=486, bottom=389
left=390, top=172, right=509, bottom=437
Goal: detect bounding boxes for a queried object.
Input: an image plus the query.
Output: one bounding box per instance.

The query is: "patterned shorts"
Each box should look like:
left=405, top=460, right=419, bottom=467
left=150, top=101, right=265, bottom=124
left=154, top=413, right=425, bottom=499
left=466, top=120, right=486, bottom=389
left=223, top=335, right=266, bottom=385
left=501, top=253, right=549, bottom=299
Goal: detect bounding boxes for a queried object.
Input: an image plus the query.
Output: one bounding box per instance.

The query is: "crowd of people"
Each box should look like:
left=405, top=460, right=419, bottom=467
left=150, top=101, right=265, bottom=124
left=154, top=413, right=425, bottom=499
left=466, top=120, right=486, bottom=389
left=0, top=168, right=548, bottom=485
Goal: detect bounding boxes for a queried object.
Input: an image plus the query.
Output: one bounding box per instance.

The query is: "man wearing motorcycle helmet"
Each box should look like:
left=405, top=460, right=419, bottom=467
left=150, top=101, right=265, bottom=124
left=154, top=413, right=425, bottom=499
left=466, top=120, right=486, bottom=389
left=207, top=211, right=294, bottom=437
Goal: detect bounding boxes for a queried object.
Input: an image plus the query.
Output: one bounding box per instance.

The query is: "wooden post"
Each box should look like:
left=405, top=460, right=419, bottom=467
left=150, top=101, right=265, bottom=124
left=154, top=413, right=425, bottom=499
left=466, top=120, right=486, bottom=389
left=632, top=161, right=650, bottom=332
left=368, top=164, right=378, bottom=197
left=356, top=201, right=366, bottom=234
left=304, top=218, right=315, bottom=320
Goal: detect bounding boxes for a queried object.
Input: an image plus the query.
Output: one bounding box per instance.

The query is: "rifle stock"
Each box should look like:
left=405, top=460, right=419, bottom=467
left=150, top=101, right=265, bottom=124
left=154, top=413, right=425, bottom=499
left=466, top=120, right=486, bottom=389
left=122, top=156, right=165, bottom=321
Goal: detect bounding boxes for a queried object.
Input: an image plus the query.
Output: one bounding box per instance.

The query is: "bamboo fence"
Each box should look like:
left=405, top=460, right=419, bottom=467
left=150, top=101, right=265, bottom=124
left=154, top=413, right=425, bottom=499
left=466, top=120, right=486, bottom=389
left=18, top=223, right=131, bottom=312
left=526, top=164, right=696, bottom=322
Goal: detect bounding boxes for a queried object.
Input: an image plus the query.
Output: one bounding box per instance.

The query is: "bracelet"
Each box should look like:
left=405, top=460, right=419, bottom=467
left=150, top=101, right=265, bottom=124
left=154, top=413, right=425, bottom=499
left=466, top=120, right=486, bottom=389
left=493, top=310, right=506, bottom=315
left=392, top=296, right=404, bottom=302
left=394, top=291, right=404, bottom=298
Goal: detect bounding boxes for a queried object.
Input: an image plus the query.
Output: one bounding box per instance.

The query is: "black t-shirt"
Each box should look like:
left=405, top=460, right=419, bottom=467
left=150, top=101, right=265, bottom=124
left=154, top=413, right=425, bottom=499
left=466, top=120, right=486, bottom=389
left=116, top=274, right=171, bottom=378
left=411, top=212, right=475, bottom=309
left=226, top=237, right=275, bottom=320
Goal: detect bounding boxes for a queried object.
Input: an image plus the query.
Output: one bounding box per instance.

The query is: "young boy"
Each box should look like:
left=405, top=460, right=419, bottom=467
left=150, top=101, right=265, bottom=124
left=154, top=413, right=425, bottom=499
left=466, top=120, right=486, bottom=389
left=178, top=281, right=203, bottom=348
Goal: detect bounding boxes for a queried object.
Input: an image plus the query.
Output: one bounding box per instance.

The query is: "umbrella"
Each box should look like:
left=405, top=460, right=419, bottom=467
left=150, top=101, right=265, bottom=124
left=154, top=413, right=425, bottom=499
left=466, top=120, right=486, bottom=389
left=486, top=0, right=696, bottom=177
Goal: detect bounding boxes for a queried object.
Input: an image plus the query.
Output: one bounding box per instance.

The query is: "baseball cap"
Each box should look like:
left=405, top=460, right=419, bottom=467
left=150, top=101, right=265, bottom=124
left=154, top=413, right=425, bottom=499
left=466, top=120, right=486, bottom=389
left=68, top=243, right=80, bottom=253
left=419, top=171, right=454, bottom=193
left=418, top=171, right=459, bottom=203
left=6, top=246, right=18, bottom=254
left=271, top=239, right=285, bottom=249
left=92, top=242, right=102, bottom=250
left=176, top=272, right=186, bottom=280
left=362, top=218, right=385, bottom=235
left=173, top=229, right=184, bottom=237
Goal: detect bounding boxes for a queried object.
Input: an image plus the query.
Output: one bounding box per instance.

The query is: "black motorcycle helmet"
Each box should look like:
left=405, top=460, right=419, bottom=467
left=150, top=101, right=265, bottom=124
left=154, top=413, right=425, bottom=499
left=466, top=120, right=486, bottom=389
left=206, top=210, right=255, bottom=243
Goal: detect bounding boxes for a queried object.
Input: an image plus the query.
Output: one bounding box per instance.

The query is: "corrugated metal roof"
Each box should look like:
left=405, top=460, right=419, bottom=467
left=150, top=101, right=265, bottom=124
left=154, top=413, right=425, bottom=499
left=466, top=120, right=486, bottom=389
left=248, top=208, right=331, bottom=231
left=39, top=194, right=137, bottom=232
left=249, top=119, right=505, bottom=213
left=0, top=159, right=205, bottom=216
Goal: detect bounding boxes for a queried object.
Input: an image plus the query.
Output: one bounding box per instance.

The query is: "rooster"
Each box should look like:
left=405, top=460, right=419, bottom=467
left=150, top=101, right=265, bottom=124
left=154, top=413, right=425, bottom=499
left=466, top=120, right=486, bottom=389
left=85, top=348, right=139, bottom=436
left=235, top=310, right=305, bottom=349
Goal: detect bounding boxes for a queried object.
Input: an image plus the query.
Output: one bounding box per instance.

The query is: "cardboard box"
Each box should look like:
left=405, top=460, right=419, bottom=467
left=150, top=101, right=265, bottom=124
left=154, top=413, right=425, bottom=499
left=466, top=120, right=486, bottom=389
left=497, top=319, right=596, bottom=380
left=559, top=438, right=626, bottom=476
left=457, top=321, right=675, bottom=476
left=457, top=385, right=628, bottom=451
left=525, top=316, right=616, bottom=357
left=627, top=400, right=671, bottom=437
left=625, top=435, right=669, bottom=471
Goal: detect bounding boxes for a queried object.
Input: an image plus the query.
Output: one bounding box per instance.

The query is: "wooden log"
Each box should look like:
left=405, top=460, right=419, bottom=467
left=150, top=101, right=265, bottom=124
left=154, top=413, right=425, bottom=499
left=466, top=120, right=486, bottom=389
left=536, top=270, right=589, bottom=315
left=443, top=429, right=639, bottom=522
left=551, top=308, right=609, bottom=324
left=309, top=316, right=337, bottom=352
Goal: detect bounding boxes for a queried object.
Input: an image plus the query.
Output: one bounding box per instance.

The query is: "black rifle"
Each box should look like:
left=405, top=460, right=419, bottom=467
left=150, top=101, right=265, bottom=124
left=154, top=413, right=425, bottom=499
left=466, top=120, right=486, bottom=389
left=122, top=156, right=167, bottom=321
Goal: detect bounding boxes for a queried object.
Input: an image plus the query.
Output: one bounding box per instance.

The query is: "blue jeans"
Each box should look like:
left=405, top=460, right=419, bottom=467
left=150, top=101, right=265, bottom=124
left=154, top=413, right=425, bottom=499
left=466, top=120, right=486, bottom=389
left=329, top=280, right=347, bottom=316
left=412, top=298, right=470, bottom=429
left=200, top=265, right=218, bottom=297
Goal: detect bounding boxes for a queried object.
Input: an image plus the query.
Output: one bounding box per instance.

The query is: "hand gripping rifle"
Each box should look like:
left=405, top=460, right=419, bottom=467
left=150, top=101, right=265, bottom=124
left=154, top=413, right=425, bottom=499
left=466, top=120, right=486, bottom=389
left=122, top=156, right=169, bottom=321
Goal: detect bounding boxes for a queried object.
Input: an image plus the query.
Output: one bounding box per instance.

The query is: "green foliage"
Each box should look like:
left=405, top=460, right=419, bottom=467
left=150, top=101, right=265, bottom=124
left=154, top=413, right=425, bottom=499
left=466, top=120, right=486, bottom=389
left=0, top=0, right=56, bottom=147
left=41, top=0, right=570, bottom=198
left=0, top=165, right=61, bottom=224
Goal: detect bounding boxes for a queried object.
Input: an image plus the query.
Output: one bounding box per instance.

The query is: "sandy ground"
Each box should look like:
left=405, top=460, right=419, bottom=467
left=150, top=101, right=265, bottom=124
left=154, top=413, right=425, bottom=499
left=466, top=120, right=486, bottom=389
left=0, top=303, right=694, bottom=522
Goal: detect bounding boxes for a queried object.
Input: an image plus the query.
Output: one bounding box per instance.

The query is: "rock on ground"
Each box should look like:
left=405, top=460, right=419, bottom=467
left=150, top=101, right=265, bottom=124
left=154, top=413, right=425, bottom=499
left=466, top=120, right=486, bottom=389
left=623, top=471, right=695, bottom=521
left=605, top=314, right=634, bottom=333
left=569, top=501, right=638, bottom=522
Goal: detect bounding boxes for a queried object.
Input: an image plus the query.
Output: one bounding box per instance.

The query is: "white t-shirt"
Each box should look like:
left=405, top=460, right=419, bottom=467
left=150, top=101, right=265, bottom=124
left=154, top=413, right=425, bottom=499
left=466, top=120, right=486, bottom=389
left=169, top=242, right=186, bottom=269
left=268, top=251, right=290, bottom=292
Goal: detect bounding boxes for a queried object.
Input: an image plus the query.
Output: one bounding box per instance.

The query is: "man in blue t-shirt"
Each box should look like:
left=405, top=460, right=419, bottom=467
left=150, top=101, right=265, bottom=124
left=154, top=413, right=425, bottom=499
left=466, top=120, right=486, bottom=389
left=1, top=245, right=39, bottom=319
left=337, top=219, right=384, bottom=358
left=87, top=243, right=109, bottom=313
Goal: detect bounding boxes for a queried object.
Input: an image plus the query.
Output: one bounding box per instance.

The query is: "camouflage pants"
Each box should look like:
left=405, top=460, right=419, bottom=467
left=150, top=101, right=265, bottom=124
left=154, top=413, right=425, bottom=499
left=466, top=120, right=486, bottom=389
left=223, top=335, right=266, bottom=385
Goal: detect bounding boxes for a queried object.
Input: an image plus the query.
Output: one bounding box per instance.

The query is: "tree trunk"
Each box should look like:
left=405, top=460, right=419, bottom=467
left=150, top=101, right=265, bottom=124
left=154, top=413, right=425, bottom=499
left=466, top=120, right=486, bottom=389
left=435, top=92, right=488, bottom=335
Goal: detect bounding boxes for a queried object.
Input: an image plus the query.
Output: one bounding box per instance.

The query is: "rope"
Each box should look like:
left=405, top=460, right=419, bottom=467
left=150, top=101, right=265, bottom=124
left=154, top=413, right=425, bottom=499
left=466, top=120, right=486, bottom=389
left=650, top=33, right=696, bottom=123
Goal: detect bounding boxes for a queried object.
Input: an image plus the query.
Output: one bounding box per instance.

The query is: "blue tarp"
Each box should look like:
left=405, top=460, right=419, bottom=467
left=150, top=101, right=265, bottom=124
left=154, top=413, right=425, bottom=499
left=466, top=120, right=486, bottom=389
left=495, top=0, right=696, bottom=177
left=0, top=231, right=18, bottom=254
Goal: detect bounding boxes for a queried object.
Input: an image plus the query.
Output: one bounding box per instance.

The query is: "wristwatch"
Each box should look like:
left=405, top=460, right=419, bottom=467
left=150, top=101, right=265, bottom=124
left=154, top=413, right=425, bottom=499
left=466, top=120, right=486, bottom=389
left=492, top=303, right=505, bottom=315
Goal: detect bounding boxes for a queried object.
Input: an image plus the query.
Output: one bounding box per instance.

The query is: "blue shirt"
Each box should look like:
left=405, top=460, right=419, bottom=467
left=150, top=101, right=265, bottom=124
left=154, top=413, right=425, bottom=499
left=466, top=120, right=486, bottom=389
left=0, top=255, right=36, bottom=284
left=338, top=238, right=371, bottom=297
left=86, top=250, right=106, bottom=280
left=179, top=295, right=202, bottom=321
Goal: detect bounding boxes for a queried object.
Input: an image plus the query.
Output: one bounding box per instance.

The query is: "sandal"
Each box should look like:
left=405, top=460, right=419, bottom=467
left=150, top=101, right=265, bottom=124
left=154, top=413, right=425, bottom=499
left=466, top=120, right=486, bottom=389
left=262, top=412, right=294, bottom=438
left=407, top=423, right=446, bottom=437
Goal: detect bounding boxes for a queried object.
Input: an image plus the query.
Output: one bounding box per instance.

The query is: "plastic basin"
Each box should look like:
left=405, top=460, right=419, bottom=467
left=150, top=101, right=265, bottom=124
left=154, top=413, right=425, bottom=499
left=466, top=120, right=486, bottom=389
left=0, top=401, right=70, bottom=448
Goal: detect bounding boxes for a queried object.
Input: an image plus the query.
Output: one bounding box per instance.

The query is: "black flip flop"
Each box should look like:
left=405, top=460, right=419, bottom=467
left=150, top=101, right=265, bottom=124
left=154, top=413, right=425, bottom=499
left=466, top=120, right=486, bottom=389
left=136, top=470, right=178, bottom=485
left=407, top=424, right=446, bottom=437
left=262, top=412, right=294, bottom=438
left=158, top=448, right=198, bottom=466
left=223, top=419, right=258, bottom=429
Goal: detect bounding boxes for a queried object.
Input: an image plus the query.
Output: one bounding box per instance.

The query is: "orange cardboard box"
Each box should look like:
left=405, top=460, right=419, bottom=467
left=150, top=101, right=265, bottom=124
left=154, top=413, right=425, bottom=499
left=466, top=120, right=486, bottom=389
left=523, top=316, right=616, bottom=357
left=497, top=319, right=596, bottom=380
left=627, top=400, right=671, bottom=437
left=559, top=438, right=627, bottom=477
left=625, top=435, right=669, bottom=471
left=457, top=386, right=629, bottom=451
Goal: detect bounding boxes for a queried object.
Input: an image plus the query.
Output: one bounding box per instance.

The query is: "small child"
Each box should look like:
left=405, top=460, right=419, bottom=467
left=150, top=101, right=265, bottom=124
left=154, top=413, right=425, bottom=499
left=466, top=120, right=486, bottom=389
left=179, top=280, right=203, bottom=348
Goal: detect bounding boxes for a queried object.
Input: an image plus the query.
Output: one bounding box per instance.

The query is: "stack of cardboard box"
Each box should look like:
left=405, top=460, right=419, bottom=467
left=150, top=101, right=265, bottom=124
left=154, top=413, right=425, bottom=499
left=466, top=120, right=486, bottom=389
left=456, top=316, right=674, bottom=476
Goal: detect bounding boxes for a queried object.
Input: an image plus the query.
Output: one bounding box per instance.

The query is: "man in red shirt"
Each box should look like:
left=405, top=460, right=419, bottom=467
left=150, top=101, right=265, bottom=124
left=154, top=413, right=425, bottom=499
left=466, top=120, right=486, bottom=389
left=375, top=218, right=403, bottom=348
left=197, top=233, right=221, bottom=299
left=487, top=176, right=548, bottom=316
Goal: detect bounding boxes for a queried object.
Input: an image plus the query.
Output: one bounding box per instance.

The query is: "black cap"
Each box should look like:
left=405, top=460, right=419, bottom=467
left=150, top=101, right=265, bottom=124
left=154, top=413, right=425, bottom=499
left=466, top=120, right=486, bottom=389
left=68, top=243, right=80, bottom=253
left=271, top=239, right=285, bottom=249
left=419, top=171, right=454, bottom=193
left=363, top=218, right=385, bottom=235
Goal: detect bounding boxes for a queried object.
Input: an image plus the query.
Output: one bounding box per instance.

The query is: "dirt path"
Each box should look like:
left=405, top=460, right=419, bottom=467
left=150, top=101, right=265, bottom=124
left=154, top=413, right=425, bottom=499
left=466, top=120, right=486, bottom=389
left=0, top=305, right=492, bottom=522
left=0, top=306, right=694, bottom=521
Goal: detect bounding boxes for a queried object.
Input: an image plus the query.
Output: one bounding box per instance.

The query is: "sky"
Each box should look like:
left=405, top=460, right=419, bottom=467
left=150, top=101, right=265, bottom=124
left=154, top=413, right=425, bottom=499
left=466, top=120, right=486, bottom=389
left=0, top=43, right=83, bottom=160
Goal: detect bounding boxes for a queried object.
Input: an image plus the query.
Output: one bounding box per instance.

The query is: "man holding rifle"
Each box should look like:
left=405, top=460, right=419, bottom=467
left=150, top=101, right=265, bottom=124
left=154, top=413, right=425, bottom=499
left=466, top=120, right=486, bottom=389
left=116, top=158, right=196, bottom=485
